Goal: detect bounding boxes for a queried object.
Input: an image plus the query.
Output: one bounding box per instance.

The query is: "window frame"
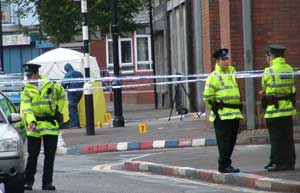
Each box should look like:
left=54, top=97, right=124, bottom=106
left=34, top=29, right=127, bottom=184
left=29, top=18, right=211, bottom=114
left=134, top=32, right=153, bottom=72
left=106, top=36, right=134, bottom=74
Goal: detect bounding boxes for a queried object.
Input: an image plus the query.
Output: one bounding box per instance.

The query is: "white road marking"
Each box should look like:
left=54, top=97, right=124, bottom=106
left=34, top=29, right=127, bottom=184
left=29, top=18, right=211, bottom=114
left=92, top=154, right=275, bottom=193
left=119, top=153, right=151, bottom=158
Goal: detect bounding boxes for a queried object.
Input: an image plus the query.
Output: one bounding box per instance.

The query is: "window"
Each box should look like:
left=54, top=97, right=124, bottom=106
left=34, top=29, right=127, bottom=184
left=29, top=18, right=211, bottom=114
left=106, top=36, right=134, bottom=74
left=137, top=37, right=149, bottom=61
left=107, top=41, right=113, bottom=64
left=135, top=33, right=152, bottom=71
left=0, top=93, right=17, bottom=123
left=120, top=39, right=133, bottom=64
left=106, top=32, right=152, bottom=73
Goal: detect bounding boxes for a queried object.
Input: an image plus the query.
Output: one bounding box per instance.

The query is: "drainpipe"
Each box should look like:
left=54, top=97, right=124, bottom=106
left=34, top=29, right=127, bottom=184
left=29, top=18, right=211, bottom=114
left=242, top=0, right=255, bottom=129
left=193, top=0, right=205, bottom=112
left=149, top=0, right=158, bottom=109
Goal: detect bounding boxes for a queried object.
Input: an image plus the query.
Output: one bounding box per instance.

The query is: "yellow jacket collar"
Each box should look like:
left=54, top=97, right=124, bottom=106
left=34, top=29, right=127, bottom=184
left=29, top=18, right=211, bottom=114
left=25, top=76, right=51, bottom=88
left=270, top=57, right=286, bottom=67
left=215, top=63, right=236, bottom=74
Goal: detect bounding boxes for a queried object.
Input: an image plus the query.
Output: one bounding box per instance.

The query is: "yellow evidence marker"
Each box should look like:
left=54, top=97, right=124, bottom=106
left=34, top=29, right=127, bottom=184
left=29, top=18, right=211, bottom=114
left=104, top=113, right=112, bottom=122
left=138, top=123, right=148, bottom=134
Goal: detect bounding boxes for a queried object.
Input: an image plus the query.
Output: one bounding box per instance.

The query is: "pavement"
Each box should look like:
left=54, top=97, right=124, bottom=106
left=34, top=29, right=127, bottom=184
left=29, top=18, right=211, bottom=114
left=58, top=103, right=300, bottom=192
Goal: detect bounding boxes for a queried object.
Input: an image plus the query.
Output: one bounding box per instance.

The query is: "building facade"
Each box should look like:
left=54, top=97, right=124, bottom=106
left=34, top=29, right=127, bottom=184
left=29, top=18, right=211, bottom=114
left=92, top=10, right=156, bottom=104
left=1, top=1, right=53, bottom=73
left=153, top=0, right=300, bottom=129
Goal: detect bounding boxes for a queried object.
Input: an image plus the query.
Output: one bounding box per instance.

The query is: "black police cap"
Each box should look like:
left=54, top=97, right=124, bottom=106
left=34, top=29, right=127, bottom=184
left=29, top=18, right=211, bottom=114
left=23, top=63, right=41, bottom=73
left=213, top=48, right=229, bottom=59
left=264, top=44, right=287, bottom=56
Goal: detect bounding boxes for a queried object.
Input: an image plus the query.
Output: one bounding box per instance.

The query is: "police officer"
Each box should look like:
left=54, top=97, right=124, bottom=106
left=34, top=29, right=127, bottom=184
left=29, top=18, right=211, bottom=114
left=203, top=48, right=243, bottom=173
left=260, top=44, right=296, bottom=171
left=21, top=63, right=66, bottom=190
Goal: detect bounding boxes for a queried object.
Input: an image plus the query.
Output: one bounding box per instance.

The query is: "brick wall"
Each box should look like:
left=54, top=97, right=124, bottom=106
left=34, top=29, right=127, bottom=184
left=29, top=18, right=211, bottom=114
left=91, top=37, right=155, bottom=104
left=201, top=0, right=220, bottom=73
left=201, top=0, right=300, bottom=128
left=219, top=0, right=246, bottom=102
left=105, top=90, right=154, bottom=104
left=252, top=0, right=300, bottom=77
left=219, top=0, right=231, bottom=49
left=252, top=0, right=300, bottom=127
left=90, top=39, right=107, bottom=71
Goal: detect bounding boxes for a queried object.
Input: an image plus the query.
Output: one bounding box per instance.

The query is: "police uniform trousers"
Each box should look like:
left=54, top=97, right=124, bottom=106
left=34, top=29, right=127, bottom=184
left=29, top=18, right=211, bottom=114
left=67, top=91, right=82, bottom=127
left=25, top=135, right=58, bottom=185
left=266, top=116, right=296, bottom=167
left=214, top=116, right=239, bottom=170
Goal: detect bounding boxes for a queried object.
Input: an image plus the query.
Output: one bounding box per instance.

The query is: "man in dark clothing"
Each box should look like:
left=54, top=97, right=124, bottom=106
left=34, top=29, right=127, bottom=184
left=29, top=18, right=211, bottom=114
left=62, top=63, right=84, bottom=128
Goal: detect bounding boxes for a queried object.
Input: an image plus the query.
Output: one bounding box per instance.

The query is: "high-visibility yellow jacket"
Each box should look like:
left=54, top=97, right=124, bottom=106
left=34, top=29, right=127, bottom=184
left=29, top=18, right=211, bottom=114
left=262, top=57, right=296, bottom=118
left=20, top=76, right=66, bottom=137
left=203, top=64, right=243, bottom=122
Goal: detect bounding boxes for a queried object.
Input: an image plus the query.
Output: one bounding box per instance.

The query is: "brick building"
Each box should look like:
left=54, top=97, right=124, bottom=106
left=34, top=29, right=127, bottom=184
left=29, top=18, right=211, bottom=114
left=89, top=10, right=156, bottom=105
left=153, top=0, right=300, bottom=129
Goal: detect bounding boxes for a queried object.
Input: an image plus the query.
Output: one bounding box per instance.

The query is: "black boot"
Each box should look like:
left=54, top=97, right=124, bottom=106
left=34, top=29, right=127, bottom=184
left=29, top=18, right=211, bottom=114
left=42, top=184, right=56, bottom=191
left=219, top=166, right=240, bottom=173
left=267, top=164, right=289, bottom=172
left=287, top=165, right=295, bottom=170
left=264, top=161, right=274, bottom=169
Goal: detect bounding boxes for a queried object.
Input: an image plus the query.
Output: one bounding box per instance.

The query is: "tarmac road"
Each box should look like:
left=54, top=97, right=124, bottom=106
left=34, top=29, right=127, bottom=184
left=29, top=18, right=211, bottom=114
left=133, top=144, right=300, bottom=182
left=23, top=150, right=276, bottom=193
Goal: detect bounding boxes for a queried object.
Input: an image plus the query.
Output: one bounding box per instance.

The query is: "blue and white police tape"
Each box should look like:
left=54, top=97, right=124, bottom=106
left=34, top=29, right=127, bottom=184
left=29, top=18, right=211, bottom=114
left=0, top=69, right=297, bottom=85
left=0, top=68, right=300, bottom=92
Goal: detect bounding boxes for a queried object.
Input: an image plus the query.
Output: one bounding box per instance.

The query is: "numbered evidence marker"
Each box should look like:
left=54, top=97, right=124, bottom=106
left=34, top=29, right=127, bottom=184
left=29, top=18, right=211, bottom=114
left=138, top=123, right=148, bottom=134
left=104, top=113, right=112, bottom=122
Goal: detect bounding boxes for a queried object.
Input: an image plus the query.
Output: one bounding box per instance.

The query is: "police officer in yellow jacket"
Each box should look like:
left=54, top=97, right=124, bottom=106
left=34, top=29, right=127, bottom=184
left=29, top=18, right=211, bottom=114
left=21, top=63, right=65, bottom=190
left=260, top=44, right=296, bottom=172
left=203, top=48, right=243, bottom=173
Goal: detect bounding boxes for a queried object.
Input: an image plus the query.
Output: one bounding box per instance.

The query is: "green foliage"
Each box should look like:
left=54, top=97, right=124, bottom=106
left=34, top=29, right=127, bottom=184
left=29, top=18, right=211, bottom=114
left=9, top=0, right=146, bottom=44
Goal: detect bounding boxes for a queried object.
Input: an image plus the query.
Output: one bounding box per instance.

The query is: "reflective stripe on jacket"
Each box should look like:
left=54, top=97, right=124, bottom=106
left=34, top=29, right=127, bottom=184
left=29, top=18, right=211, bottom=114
left=262, top=57, right=296, bottom=118
left=20, top=76, right=66, bottom=137
left=203, top=64, right=243, bottom=122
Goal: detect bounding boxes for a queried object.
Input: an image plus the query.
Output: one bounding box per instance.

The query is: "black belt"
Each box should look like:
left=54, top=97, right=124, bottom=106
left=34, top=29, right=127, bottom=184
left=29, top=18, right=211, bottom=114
left=221, top=103, right=242, bottom=109
left=261, top=94, right=296, bottom=109
left=209, top=100, right=242, bottom=115
left=36, top=115, right=56, bottom=125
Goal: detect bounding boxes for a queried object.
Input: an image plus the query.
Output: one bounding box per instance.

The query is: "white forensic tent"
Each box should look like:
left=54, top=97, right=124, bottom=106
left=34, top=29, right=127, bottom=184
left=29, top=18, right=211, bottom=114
left=27, top=48, right=106, bottom=128
left=27, top=48, right=100, bottom=79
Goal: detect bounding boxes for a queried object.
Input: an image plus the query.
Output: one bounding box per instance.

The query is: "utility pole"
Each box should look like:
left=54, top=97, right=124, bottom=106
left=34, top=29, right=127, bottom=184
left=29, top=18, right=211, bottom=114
left=81, top=0, right=95, bottom=135
left=111, top=0, right=125, bottom=127
left=149, top=0, right=158, bottom=109
left=0, top=1, right=4, bottom=72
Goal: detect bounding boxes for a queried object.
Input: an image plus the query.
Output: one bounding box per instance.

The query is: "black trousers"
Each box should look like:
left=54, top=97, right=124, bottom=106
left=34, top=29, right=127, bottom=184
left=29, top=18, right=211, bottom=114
left=25, top=135, right=58, bottom=185
left=266, top=116, right=296, bottom=166
left=214, top=116, right=239, bottom=170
